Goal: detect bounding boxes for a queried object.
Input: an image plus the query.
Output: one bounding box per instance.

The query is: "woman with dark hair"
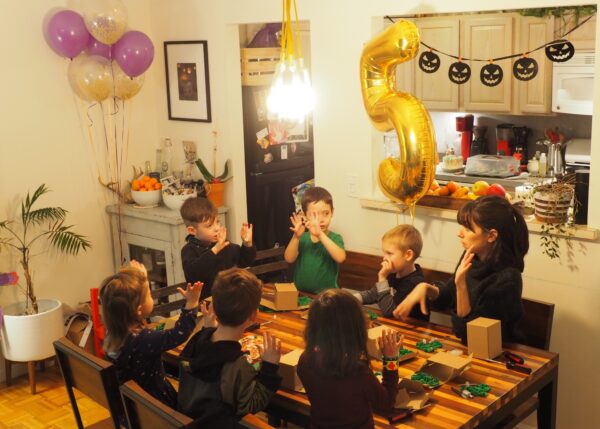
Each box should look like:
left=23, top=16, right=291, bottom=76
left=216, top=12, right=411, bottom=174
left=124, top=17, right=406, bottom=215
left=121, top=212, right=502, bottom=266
left=298, top=289, right=403, bottom=429
left=394, top=196, right=529, bottom=343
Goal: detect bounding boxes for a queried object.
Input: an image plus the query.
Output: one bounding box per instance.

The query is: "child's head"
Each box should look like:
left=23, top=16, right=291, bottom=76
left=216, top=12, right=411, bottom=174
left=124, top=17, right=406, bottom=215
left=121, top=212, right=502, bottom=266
left=99, top=267, right=153, bottom=351
left=457, top=195, right=529, bottom=271
left=180, top=197, right=220, bottom=242
left=381, top=224, right=423, bottom=273
left=304, top=289, right=368, bottom=377
left=212, top=268, right=262, bottom=328
left=301, top=187, right=334, bottom=232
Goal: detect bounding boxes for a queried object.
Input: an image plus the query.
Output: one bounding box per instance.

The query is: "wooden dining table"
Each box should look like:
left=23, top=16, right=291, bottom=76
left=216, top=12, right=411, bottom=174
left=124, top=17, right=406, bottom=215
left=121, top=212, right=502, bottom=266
left=163, top=300, right=558, bottom=429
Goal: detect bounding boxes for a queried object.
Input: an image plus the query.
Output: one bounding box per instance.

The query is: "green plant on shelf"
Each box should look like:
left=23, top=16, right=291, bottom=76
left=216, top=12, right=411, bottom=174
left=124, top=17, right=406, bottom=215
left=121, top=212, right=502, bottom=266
left=195, top=158, right=232, bottom=183
left=519, top=6, right=597, bottom=36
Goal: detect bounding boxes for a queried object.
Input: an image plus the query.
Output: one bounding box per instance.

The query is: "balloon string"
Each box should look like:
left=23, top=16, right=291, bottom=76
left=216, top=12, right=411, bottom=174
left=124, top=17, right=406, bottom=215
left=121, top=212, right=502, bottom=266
left=385, top=13, right=595, bottom=62
left=99, top=101, right=114, bottom=192
left=86, top=102, right=97, bottom=127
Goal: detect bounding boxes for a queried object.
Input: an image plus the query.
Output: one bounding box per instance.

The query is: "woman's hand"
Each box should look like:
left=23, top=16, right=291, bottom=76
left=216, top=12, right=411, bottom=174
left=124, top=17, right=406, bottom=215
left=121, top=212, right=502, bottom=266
left=378, top=329, right=403, bottom=359
left=177, top=282, right=203, bottom=310
left=455, top=247, right=474, bottom=291
left=289, top=212, right=306, bottom=239
left=393, top=282, right=435, bottom=320
left=200, top=300, right=217, bottom=328
left=260, top=331, right=282, bottom=365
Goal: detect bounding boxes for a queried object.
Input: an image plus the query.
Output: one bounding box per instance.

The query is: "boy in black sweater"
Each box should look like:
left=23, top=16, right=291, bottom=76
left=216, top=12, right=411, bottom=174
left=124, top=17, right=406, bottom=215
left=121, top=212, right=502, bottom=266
left=180, top=197, right=256, bottom=299
left=178, top=268, right=282, bottom=428
left=351, top=224, right=429, bottom=321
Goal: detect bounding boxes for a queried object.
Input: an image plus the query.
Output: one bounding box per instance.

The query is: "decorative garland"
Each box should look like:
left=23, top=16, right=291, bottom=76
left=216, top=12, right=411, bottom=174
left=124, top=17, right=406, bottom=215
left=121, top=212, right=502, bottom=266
left=385, top=14, right=595, bottom=86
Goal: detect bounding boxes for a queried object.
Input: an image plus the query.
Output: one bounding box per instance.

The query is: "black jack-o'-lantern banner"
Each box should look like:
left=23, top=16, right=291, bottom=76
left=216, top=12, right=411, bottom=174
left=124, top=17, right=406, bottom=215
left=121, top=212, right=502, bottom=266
left=397, top=13, right=595, bottom=86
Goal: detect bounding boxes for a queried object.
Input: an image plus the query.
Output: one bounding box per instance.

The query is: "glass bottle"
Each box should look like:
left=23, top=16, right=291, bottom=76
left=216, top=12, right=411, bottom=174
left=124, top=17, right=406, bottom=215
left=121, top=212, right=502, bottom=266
left=161, top=138, right=173, bottom=178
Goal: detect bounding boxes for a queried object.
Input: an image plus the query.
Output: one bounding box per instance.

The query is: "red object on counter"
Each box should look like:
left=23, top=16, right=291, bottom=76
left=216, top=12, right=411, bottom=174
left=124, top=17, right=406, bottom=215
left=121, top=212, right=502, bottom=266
left=456, top=115, right=474, bottom=162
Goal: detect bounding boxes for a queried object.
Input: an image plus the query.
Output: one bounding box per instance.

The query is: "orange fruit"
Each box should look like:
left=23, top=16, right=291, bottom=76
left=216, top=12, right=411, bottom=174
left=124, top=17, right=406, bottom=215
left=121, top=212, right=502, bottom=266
left=446, top=181, right=459, bottom=193
left=154, top=182, right=162, bottom=190
left=430, top=179, right=440, bottom=191
left=131, top=180, right=140, bottom=191
left=438, top=186, right=450, bottom=196
left=149, top=178, right=158, bottom=185
left=141, top=175, right=150, bottom=183
left=145, top=182, right=154, bottom=190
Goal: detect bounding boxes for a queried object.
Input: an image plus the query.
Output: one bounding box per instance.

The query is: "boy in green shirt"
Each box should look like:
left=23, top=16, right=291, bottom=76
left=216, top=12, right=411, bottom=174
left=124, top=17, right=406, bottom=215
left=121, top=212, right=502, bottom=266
left=284, top=187, right=346, bottom=293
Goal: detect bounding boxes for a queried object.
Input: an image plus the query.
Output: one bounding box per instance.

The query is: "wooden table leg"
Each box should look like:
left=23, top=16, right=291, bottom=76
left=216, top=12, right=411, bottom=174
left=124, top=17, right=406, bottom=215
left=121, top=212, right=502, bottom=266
left=4, top=359, right=12, bottom=386
left=27, top=361, right=36, bottom=394
left=537, top=365, right=558, bottom=429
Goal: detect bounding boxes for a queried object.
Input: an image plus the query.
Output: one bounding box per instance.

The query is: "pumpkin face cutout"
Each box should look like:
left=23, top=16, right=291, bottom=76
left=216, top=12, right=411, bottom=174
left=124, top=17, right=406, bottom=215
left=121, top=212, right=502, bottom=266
left=419, top=51, right=441, bottom=73
left=545, top=40, right=575, bottom=62
left=513, top=57, right=538, bottom=81
left=480, top=63, right=503, bottom=87
left=448, top=61, right=471, bottom=84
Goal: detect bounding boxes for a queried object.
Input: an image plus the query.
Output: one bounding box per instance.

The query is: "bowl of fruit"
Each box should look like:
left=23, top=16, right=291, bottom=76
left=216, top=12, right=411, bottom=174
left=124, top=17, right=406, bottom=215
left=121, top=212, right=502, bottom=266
left=162, top=189, right=197, bottom=211
left=131, top=176, right=162, bottom=207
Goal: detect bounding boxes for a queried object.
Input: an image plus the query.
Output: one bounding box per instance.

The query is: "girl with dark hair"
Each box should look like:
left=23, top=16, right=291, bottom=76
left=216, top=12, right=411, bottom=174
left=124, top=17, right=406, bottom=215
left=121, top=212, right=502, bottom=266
left=298, top=289, right=403, bottom=429
left=394, top=196, right=529, bottom=343
left=99, top=260, right=202, bottom=408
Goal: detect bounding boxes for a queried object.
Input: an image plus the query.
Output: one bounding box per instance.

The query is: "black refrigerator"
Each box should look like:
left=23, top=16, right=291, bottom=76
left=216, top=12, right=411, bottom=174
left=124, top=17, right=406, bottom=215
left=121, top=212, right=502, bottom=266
left=242, top=85, right=315, bottom=250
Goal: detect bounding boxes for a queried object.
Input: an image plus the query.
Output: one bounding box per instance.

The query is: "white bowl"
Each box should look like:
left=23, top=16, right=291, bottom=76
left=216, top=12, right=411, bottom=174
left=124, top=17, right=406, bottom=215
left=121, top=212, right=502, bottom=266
left=162, top=192, right=197, bottom=211
left=131, top=189, right=161, bottom=206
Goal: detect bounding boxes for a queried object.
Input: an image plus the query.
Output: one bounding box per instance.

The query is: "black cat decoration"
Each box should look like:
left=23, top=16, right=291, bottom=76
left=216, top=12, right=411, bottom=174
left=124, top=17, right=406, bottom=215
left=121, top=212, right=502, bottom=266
left=545, top=40, right=575, bottom=62
left=513, top=56, right=539, bottom=81
left=480, top=63, right=503, bottom=87
left=448, top=61, right=471, bottom=84
left=419, top=51, right=441, bottom=73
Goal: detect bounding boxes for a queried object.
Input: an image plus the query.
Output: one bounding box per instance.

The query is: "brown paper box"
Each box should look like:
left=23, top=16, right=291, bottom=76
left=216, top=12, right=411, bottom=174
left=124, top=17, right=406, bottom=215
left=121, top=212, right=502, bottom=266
left=278, top=348, right=304, bottom=391
left=395, top=378, right=431, bottom=410
left=65, top=316, right=95, bottom=355
left=366, top=325, right=387, bottom=359
left=467, top=317, right=503, bottom=360
left=260, top=283, right=299, bottom=311
left=417, top=351, right=472, bottom=385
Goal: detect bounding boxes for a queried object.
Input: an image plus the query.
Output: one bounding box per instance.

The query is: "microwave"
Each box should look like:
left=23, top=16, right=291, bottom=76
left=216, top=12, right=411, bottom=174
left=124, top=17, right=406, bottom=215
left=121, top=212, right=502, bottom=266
left=552, top=52, right=595, bottom=115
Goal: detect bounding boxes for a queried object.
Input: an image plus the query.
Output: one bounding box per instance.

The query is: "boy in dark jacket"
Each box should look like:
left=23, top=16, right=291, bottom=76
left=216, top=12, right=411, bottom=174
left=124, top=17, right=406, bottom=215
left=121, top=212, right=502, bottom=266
left=180, top=197, right=256, bottom=299
left=351, top=224, right=429, bottom=321
left=178, top=268, right=282, bottom=428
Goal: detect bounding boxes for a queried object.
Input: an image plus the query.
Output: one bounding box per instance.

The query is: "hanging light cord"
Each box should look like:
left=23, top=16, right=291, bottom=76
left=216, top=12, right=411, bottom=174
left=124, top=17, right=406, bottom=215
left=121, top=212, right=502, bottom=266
left=384, top=13, right=595, bottom=62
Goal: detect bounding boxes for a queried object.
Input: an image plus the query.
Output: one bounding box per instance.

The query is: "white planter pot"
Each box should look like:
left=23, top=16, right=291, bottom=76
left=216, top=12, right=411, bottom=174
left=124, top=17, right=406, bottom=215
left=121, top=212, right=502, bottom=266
left=533, top=189, right=574, bottom=224
left=1, top=299, right=64, bottom=362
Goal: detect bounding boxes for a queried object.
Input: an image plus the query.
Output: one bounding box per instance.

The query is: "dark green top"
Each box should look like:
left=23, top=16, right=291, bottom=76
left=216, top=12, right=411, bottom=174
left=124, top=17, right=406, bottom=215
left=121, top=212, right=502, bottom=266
left=293, top=231, right=344, bottom=293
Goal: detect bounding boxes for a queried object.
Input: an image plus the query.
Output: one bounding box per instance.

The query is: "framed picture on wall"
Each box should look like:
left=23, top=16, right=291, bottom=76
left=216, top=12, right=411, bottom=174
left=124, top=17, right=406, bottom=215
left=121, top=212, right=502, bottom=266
left=164, top=41, right=212, bottom=122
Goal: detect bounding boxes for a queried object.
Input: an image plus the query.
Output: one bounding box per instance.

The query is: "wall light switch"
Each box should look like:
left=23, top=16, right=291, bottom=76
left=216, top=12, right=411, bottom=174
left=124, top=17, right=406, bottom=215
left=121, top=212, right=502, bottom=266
left=346, top=174, right=358, bottom=197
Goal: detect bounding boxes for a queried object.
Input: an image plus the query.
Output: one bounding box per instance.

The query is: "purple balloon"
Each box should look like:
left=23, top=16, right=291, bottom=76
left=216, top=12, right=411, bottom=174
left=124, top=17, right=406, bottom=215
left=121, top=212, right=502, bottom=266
left=112, top=31, right=154, bottom=77
left=46, top=10, right=90, bottom=59
left=86, top=36, right=111, bottom=59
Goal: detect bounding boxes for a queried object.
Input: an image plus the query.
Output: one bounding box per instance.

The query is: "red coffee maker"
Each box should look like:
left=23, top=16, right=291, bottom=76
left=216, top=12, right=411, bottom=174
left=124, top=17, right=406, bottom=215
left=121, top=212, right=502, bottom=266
left=456, top=115, right=474, bottom=162
left=496, top=124, right=515, bottom=156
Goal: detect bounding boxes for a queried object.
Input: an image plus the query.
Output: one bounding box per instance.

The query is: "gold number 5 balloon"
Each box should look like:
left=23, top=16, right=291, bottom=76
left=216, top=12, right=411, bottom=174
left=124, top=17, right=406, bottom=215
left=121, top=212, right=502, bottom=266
left=360, top=21, right=436, bottom=208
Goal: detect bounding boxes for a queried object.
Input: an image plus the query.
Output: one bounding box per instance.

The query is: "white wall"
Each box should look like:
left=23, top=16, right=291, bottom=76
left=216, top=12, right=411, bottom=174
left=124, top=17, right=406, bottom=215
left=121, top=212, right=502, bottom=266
left=0, top=0, right=160, bottom=379
left=149, top=1, right=600, bottom=428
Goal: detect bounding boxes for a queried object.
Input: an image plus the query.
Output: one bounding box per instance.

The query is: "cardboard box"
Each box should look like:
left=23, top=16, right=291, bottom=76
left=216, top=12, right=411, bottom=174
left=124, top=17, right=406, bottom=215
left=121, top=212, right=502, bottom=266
left=64, top=313, right=95, bottom=355
left=260, top=283, right=299, bottom=311
left=467, top=317, right=503, bottom=360
left=278, top=348, right=304, bottom=391
left=367, top=325, right=387, bottom=359
left=395, top=378, right=431, bottom=411
left=417, top=351, right=472, bottom=385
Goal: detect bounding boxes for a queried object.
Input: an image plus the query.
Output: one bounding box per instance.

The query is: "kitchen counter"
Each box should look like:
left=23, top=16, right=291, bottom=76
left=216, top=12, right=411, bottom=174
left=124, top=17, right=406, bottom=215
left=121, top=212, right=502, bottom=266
left=435, top=166, right=529, bottom=190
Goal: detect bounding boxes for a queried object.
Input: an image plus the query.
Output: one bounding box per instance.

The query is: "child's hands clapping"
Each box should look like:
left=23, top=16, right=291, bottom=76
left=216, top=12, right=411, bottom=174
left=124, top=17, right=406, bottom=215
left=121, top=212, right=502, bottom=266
left=305, top=212, right=322, bottom=239
left=377, top=329, right=403, bottom=360
left=289, top=212, right=306, bottom=239
left=200, top=300, right=217, bottom=328
left=177, top=282, right=203, bottom=310
left=260, top=331, right=282, bottom=365
left=378, top=259, right=393, bottom=282
left=240, top=223, right=253, bottom=246
left=212, top=226, right=230, bottom=254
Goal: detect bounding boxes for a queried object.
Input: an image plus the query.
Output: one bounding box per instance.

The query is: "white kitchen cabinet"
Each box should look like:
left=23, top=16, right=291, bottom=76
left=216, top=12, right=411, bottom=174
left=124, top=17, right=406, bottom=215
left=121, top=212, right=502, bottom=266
left=515, top=16, right=554, bottom=114
left=106, top=204, right=228, bottom=288
left=462, top=15, right=514, bottom=113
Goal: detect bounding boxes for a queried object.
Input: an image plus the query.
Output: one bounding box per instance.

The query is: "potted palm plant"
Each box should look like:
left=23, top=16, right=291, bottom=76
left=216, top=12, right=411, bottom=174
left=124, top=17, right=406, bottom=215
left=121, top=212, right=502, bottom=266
left=0, top=184, right=90, bottom=364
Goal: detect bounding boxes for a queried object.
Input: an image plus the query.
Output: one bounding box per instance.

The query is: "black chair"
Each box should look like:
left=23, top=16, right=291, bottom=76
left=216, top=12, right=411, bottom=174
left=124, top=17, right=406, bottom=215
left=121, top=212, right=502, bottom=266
left=53, top=336, right=124, bottom=429
left=247, top=246, right=291, bottom=283
left=150, top=283, right=187, bottom=318
left=119, top=380, right=195, bottom=429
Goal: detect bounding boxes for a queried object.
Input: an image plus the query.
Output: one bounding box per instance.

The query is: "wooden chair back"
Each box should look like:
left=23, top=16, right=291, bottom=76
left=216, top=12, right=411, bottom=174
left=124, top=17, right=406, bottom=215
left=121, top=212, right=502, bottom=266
left=248, top=246, right=291, bottom=283
left=520, top=297, right=555, bottom=351
left=150, top=283, right=187, bottom=318
left=53, top=337, right=123, bottom=429
left=120, top=380, right=195, bottom=429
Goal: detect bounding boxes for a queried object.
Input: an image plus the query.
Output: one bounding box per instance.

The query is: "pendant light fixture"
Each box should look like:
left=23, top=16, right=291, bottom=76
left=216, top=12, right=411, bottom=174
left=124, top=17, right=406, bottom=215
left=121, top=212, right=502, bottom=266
left=267, top=0, right=315, bottom=122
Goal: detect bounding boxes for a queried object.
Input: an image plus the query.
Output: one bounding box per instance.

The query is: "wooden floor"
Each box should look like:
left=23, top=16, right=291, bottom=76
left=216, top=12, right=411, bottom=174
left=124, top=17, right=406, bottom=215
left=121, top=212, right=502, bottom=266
left=0, top=365, right=301, bottom=429
left=0, top=365, right=110, bottom=429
